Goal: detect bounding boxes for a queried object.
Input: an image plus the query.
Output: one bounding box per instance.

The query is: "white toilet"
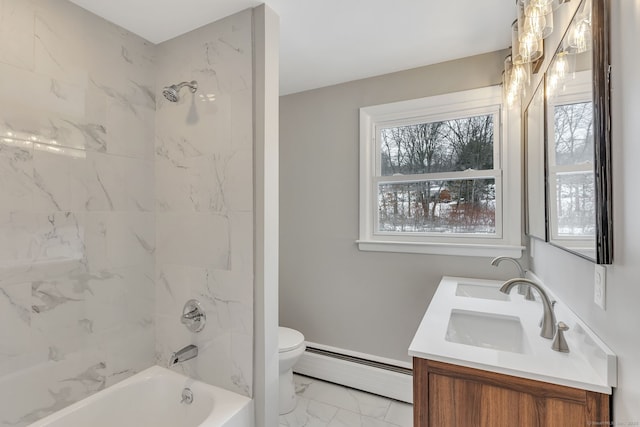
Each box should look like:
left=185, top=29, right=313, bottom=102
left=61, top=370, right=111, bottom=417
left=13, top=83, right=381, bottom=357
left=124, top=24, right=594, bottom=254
left=278, top=326, right=306, bottom=414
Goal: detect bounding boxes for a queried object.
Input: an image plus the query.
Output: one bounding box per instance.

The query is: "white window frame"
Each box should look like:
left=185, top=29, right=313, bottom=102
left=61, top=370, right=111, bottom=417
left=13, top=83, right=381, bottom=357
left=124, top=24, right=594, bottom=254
left=358, top=86, right=523, bottom=257
left=546, top=70, right=595, bottom=258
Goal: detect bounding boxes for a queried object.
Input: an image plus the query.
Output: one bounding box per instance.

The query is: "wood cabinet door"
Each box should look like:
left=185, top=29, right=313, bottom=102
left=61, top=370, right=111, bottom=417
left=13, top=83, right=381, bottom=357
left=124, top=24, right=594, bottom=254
left=414, top=358, right=610, bottom=427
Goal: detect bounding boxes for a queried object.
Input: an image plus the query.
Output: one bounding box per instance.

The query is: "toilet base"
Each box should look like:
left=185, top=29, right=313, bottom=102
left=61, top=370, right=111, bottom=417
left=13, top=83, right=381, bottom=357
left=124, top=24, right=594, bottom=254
left=279, top=368, right=296, bottom=415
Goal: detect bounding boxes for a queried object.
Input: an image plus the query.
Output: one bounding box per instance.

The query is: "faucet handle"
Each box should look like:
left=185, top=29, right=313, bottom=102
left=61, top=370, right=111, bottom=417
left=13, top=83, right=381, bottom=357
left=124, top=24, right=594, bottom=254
left=181, top=299, right=206, bottom=333
left=551, top=321, right=570, bottom=353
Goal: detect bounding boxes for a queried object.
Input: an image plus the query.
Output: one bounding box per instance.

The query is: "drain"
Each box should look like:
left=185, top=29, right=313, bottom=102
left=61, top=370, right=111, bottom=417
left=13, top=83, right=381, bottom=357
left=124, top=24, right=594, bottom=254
left=181, top=388, right=193, bottom=404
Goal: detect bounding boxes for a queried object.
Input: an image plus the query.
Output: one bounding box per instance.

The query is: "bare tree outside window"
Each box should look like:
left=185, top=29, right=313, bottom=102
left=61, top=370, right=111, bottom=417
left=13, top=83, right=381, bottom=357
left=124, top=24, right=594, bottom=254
left=554, top=101, right=593, bottom=165
left=551, top=102, right=595, bottom=237
left=377, top=114, right=496, bottom=234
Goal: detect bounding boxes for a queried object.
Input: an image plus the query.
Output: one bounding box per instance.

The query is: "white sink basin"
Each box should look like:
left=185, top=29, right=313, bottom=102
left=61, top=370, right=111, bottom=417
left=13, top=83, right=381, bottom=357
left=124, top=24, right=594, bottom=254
left=455, top=282, right=510, bottom=301
left=445, top=309, right=529, bottom=354
left=409, top=276, right=617, bottom=394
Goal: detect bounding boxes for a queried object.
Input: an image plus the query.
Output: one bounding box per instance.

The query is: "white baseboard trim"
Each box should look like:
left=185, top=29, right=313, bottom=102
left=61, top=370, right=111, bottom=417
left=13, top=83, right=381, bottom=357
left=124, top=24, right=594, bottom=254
left=293, top=347, right=413, bottom=404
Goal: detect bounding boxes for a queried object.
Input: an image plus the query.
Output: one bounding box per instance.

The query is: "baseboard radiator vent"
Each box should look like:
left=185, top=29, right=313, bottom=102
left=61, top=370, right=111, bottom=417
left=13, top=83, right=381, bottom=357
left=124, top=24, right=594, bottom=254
left=293, top=344, right=414, bottom=404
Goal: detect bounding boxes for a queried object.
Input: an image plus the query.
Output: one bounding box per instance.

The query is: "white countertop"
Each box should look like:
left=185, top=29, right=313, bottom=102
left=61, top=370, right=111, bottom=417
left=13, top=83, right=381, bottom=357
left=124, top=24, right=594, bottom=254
left=409, top=276, right=617, bottom=394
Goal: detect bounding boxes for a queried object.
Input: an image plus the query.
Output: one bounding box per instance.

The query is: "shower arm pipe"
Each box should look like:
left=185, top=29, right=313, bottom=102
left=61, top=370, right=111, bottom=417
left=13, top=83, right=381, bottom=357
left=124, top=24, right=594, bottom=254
left=174, top=80, right=198, bottom=92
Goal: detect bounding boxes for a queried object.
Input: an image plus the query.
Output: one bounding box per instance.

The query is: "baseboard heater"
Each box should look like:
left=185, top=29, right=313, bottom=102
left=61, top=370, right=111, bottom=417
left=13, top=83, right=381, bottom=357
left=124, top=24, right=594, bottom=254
left=293, top=344, right=414, bottom=404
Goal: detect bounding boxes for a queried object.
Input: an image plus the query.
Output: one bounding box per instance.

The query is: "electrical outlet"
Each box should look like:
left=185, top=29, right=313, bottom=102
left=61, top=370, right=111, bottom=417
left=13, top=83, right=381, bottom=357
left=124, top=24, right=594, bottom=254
left=594, top=265, right=606, bottom=310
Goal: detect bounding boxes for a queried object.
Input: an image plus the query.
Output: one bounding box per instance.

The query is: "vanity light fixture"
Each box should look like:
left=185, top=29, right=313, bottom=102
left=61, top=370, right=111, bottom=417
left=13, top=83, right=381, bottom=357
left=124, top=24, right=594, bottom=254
left=503, top=0, right=572, bottom=107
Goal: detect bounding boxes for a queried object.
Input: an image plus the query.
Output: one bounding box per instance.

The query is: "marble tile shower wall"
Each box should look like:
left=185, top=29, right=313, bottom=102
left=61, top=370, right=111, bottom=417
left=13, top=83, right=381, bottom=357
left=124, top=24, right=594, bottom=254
left=0, top=1, right=156, bottom=425
left=154, top=9, right=254, bottom=398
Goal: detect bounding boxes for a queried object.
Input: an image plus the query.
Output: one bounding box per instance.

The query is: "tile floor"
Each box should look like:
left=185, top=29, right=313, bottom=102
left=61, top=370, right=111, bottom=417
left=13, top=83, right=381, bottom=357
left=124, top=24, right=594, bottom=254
left=279, top=374, right=413, bottom=427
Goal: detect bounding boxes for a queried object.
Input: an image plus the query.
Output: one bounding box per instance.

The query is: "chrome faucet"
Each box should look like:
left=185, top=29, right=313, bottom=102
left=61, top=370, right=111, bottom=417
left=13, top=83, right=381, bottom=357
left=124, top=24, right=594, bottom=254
left=181, top=300, right=206, bottom=333
left=491, top=257, right=534, bottom=301
left=168, top=344, right=198, bottom=367
left=500, top=278, right=557, bottom=339
left=491, top=256, right=525, bottom=277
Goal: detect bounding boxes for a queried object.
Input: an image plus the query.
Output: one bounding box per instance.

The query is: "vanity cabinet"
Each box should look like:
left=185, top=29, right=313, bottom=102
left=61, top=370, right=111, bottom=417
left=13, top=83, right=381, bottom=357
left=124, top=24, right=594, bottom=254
left=413, top=358, right=610, bottom=427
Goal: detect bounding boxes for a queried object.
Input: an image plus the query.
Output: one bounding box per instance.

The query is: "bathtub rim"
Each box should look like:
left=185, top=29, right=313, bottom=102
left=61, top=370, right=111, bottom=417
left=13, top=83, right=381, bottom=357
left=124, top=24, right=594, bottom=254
left=26, top=365, right=253, bottom=427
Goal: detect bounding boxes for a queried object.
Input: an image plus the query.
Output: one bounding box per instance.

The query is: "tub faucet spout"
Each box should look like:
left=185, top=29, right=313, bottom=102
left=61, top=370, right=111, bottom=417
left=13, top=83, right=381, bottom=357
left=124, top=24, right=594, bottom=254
left=168, top=344, right=198, bottom=367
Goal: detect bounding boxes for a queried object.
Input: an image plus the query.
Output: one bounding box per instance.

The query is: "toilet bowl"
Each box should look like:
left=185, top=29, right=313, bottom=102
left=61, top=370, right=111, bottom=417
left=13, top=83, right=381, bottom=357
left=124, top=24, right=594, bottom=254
left=278, top=326, right=305, bottom=415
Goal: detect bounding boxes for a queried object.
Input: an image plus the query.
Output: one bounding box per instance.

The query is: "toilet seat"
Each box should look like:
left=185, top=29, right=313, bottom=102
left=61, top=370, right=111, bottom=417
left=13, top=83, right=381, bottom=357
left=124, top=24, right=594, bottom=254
left=279, top=327, right=304, bottom=353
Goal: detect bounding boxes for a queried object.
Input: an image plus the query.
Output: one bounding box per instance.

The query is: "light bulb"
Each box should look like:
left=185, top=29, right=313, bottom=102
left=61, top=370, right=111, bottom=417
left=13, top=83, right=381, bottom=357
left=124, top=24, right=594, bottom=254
left=519, top=32, right=542, bottom=62
left=568, top=18, right=591, bottom=53
left=512, top=62, right=530, bottom=89
left=524, top=4, right=546, bottom=37
left=553, top=52, right=568, bottom=81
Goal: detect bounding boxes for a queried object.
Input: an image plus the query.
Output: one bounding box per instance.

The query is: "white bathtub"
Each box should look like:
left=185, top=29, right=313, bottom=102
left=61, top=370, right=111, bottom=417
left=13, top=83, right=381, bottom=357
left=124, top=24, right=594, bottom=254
left=27, top=366, right=254, bottom=427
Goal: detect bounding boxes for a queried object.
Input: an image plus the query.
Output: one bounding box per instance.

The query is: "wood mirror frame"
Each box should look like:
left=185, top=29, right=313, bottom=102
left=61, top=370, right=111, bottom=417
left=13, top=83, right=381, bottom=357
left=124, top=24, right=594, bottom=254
left=592, top=0, right=612, bottom=264
left=540, top=0, right=611, bottom=264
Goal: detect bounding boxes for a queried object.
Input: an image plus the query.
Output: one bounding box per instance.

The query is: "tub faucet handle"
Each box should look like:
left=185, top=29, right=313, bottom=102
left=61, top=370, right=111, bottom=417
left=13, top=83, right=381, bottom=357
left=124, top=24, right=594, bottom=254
left=181, top=299, right=206, bottom=333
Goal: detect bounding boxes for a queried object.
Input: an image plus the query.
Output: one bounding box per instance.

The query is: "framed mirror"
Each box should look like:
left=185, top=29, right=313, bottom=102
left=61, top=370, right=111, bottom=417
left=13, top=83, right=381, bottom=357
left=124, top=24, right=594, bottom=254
left=543, top=0, right=612, bottom=263
left=525, top=80, right=547, bottom=241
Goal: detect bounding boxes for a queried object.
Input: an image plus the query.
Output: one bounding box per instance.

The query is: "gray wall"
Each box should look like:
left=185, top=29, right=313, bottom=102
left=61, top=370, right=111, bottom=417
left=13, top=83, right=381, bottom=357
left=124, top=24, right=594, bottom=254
left=530, top=0, right=640, bottom=421
left=279, top=51, right=521, bottom=363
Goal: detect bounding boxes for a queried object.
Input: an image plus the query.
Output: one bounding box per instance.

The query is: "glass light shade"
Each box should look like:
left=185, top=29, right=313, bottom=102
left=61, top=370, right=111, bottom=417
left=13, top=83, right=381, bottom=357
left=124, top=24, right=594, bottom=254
left=504, top=52, right=530, bottom=106
left=504, top=54, right=514, bottom=81
left=512, top=61, right=531, bottom=90
left=502, top=70, right=517, bottom=107
left=567, top=17, right=592, bottom=53
left=546, top=51, right=574, bottom=98
left=519, top=31, right=543, bottom=63
left=551, top=51, right=570, bottom=81
left=525, top=0, right=553, bottom=15
left=567, top=0, right=592, bottom=53
left=511, top=20, right=524, bottom=64
left=516, top=0, right=544, bottom=63
left=523, top=2, right=554, bottom=39
left=547, top=58, right=561, bottom=95
left=526, top=0, right=567, bottom=12
left=503, top=55, right=522, bottom=107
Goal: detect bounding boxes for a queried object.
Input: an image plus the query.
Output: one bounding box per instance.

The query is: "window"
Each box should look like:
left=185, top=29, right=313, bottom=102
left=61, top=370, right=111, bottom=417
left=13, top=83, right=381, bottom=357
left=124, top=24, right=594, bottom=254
left=358, top=86, right=523, bottom=257
left=546, top=70, right=595, bottom=258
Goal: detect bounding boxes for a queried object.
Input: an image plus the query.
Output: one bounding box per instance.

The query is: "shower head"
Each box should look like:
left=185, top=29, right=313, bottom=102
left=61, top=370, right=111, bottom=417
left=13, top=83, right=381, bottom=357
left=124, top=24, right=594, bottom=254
left=162, top=80, right=198, bottom=102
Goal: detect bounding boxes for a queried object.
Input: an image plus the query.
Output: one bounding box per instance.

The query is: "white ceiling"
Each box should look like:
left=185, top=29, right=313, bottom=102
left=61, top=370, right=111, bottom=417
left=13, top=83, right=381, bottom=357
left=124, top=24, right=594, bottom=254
left=68, top=0, right=515, bottom=95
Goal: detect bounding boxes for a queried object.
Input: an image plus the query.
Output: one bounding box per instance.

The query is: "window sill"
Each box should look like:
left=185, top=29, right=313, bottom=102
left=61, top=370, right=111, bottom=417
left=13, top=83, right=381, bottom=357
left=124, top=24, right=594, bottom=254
left=356, top=240, right=524, bottom=258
